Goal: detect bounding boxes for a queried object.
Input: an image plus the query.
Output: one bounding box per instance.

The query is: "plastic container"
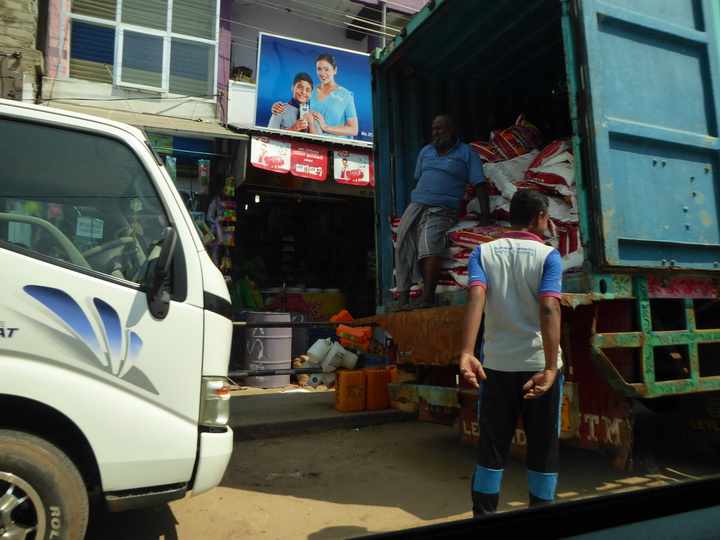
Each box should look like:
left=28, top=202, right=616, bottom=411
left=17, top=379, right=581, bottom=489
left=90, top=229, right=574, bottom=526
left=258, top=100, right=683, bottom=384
left=321, top=341, right=358, bottom=372
left=330, top=309, right=354, bottom=323
left=307, top=373, right=323, bottom=389
left=340, top=348, right=359, bottom=369
left=336, top=324, right=367, bottom=342
left=362, top=355, right=389, bottom=368
left=335, top=370, right=366, bottom=412
left=308, top=327, right=334, bottom=343
left=307, top=338, right=332, bottom=365
left=243, top=311, right=291, bottom=388
left=340, top=337, right=369, bottom=353
left=364, top=368, right=392, bottom=410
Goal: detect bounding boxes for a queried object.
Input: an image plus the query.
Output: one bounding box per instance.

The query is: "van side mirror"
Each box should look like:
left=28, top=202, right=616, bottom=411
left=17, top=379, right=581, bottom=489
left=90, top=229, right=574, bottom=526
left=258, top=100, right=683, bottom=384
left=146, top=226, right=177, bottom=319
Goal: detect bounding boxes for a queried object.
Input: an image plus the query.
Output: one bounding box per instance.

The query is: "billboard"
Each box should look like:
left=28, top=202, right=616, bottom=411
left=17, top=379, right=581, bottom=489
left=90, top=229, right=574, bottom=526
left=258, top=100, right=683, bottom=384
left=255, top=33, right=373, bottom=144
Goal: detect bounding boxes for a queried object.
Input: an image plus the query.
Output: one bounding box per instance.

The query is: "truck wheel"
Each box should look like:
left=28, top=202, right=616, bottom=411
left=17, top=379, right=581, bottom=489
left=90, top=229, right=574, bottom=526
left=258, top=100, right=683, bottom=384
left=0, top=430, right=88, bottom=540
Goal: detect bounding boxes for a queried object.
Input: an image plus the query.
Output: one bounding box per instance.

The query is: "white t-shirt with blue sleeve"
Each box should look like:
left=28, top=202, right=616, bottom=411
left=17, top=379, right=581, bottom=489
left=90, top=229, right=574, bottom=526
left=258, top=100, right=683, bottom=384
left=467, top=231, right=563, bottom=372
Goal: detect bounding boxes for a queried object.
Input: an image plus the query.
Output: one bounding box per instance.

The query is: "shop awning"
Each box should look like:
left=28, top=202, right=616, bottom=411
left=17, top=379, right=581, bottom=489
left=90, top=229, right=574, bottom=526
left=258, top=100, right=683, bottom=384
left=42, top=102, right=248, bottom=141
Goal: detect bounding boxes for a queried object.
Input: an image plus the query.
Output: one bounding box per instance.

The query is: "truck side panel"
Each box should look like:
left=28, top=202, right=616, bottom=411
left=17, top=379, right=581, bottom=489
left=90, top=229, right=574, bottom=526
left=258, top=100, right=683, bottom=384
left=576, top=0, right=720, bottom=270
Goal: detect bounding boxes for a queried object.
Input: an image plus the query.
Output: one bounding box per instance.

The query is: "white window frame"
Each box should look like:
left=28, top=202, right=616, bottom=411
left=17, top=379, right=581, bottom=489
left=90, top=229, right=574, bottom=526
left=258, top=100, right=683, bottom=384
left=61, top=0, right=220, bottom=100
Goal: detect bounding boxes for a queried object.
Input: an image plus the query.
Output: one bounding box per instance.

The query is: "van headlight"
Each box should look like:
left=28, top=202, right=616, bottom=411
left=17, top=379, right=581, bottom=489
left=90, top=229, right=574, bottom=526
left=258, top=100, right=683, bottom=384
left=199, top=377, right=231, bottom=427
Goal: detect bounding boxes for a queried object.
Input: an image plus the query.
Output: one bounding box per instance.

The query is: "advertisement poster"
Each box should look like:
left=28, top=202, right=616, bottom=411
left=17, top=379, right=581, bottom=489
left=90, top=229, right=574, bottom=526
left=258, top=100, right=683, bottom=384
left=291, top=142, right=328, bottom=180
left=255, top=33, right=373, bottom=144
left=251, top=136, right=291, bottom=173
left=334, top=149, right=374, bottom=186
left=251, top=136, right=328, bottom=181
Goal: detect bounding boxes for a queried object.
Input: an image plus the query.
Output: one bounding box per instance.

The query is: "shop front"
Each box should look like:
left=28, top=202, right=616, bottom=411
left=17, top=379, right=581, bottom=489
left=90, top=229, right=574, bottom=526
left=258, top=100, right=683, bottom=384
left=227, top=129, right=377, bottom=321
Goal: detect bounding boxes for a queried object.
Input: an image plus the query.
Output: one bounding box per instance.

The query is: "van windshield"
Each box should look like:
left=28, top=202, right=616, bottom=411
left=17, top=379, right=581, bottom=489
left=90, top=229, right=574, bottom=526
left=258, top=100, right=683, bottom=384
left=0, top=117, right=170, bottom=284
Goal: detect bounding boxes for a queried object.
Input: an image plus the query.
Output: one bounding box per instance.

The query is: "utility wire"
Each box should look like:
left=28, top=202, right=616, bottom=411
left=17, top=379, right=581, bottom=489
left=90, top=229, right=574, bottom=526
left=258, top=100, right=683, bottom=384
left=274, top=0, right=409, bottom=31
left=65, top=0, right=419, bottom=52
left=233, top=0, right=403, bottom=39
left=181, top=0, right=416, bottom=41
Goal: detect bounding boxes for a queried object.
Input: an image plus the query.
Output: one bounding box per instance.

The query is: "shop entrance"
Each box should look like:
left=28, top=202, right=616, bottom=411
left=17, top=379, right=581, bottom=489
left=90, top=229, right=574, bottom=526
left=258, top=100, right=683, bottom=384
left=235, top=185, right=376, bottom=320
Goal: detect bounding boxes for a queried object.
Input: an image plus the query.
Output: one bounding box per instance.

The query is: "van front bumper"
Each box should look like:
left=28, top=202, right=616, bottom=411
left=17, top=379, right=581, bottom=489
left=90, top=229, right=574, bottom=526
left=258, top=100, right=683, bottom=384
left=191, top=427, right=234, bottom=496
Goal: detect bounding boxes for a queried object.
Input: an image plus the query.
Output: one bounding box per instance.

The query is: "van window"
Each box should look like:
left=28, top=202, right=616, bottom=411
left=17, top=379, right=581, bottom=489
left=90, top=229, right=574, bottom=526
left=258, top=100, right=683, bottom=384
left=0, top=117, right=171, bottom=286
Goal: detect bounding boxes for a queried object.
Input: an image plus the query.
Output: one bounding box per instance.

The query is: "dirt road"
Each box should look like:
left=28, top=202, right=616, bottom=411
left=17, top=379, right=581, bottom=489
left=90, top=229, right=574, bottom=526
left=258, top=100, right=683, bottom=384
left=85, top=405, right=720, bottom=539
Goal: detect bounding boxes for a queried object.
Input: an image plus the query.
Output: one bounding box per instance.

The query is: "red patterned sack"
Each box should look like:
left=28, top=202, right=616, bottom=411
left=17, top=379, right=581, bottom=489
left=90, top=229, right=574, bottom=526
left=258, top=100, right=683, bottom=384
left=524, top=138, right=575, bottom=197
left=490, top=114, right=543, bottom=160
left=470, top=141, right=502, bottom=163
left=447, top=224, right=510, bottom=249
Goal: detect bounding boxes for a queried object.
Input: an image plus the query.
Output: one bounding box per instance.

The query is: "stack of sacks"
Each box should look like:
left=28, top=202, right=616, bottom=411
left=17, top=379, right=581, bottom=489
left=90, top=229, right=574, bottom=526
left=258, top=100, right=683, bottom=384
left=388, top=116, right=582, bottom=301
left=389, top=214, right=487, bottom=298
left=470, top=116, right=582, bottom=273
left=524, top=139, right=582, bottom=271
left=445, top=223, right=511, bottom=288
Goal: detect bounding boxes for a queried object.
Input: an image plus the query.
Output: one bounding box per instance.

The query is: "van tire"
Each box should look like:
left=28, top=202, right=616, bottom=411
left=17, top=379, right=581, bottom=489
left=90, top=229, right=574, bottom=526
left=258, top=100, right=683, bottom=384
left=0, top=430, right=88, bottom=540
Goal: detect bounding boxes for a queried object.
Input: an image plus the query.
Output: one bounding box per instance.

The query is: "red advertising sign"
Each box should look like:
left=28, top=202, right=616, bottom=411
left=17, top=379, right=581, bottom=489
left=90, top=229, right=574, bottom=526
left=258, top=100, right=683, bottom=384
left=251, top=136, right=328, bottom=181
left=334, top=149, right=374, bottom=186
left=291, top=141, right=327, bottom=180
left=251, top=136, right=290, bottom=173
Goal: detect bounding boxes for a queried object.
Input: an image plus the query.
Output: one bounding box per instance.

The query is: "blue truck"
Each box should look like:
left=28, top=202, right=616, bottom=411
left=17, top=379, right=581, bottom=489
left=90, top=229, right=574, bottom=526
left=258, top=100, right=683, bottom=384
left=364, top=0, right=720, bottom=468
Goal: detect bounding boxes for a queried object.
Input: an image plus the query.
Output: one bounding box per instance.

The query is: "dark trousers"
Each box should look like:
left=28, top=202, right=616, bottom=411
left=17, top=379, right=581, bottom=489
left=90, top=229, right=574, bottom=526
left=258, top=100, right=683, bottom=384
left=471, top=368, right=562, bottom=516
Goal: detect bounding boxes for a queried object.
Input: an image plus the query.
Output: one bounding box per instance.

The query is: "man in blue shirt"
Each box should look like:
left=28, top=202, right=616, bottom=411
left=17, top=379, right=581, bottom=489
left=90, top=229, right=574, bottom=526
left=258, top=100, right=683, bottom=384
left=394, top=114, right=490, bottom=309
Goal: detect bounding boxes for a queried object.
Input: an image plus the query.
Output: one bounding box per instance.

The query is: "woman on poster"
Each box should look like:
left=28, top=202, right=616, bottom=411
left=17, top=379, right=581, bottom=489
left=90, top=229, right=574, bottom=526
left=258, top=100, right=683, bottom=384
left=272, top=52, right=358, bottom=139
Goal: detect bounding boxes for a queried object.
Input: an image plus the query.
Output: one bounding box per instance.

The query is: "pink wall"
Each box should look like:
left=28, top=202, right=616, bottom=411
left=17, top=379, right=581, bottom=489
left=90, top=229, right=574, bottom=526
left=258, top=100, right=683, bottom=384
left=44, top=0, right=68, bottom=79
left=217, top=0, right=232, bottom=122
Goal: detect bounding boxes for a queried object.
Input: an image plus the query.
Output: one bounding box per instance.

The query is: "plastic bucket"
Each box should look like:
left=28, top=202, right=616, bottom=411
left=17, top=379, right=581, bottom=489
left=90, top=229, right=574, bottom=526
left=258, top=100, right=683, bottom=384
left=307, top=373, right=323, bottom=389
left=244, top=311, right=292, bottom=388
left=307, top=338, right=333, bottom=365
left=341, top=349, right=359, bottom=369
left=321, top=341, right=358, bottom=373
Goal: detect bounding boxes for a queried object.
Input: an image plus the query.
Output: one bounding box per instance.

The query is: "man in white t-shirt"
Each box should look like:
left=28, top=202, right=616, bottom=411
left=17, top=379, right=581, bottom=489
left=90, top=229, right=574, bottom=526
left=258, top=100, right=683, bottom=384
left=459, top=188, right=563, bottom=516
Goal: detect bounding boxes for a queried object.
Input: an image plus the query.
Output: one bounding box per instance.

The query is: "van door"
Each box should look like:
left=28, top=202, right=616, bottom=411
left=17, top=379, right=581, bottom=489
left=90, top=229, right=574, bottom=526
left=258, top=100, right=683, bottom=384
left=567, top=0, right=720, bottom=270
left=0, top=112, right=204, bottom=491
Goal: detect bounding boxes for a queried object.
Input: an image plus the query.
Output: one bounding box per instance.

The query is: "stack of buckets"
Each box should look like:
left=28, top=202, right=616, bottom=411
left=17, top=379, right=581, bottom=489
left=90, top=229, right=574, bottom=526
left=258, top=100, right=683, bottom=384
left=332, top=323, right=395, bottom=412
left=301, top=315, right=395, bottom=413
left=304, top=337, right=359, bottom=389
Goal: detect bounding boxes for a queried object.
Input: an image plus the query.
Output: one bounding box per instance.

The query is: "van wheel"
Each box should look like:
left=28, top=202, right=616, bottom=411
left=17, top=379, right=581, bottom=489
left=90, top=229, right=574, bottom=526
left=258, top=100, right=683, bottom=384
left=0, top=430, right=88, bottom=540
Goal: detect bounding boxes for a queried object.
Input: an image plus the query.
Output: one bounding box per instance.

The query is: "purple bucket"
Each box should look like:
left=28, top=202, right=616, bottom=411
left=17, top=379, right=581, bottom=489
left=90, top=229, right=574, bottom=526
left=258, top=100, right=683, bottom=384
left=244, top=311, right=292, bottom=388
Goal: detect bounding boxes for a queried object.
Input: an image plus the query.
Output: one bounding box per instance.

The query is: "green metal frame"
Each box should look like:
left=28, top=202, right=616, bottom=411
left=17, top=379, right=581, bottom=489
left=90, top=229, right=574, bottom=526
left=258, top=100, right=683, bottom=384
left=590, top=277, right=720, bottom=398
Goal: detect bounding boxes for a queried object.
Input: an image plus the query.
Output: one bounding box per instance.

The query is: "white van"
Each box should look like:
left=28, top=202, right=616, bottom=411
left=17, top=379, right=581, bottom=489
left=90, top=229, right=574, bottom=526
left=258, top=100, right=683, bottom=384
left=0, top=99, right=234, bottom=539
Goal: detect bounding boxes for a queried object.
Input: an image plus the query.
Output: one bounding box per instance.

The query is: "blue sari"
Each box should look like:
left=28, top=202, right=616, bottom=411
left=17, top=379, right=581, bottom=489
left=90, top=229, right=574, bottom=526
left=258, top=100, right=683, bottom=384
left=310, top=86, right=357, bottom=139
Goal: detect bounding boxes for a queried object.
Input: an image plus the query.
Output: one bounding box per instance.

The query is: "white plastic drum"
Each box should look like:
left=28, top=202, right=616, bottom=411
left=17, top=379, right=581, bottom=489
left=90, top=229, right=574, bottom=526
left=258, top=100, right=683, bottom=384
left=244, top=311, right=292, bottom=388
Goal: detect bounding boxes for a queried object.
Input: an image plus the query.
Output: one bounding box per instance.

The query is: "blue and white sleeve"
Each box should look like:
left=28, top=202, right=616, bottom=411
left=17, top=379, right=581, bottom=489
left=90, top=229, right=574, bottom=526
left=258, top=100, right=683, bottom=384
left=467, top=246, right=487, bottom=290
left=539, top=249, right=562, bottom=299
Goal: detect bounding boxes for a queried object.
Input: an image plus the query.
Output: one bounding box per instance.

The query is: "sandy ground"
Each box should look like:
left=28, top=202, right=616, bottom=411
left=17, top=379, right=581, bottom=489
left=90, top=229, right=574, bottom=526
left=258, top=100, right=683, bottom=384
left=85, top=401, right=720, bottom=540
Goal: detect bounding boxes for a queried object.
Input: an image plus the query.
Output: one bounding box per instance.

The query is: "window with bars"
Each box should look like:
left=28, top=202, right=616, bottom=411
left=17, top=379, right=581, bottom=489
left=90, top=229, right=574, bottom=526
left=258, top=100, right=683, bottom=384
left=66, top=0, right=218, bottom=98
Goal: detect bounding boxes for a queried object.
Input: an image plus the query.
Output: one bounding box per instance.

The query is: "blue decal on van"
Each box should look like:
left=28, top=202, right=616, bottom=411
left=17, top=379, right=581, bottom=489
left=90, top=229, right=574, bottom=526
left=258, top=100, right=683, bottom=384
left=24, top=285, right=158, bottom=394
